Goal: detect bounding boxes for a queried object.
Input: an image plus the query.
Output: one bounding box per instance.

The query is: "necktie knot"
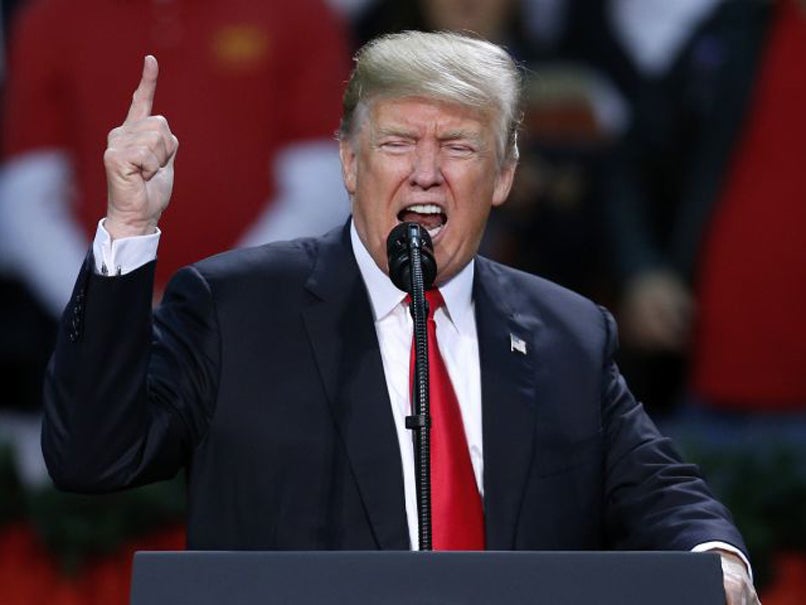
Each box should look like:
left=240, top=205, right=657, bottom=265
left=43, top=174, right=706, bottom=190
left=424, top=289, right=444, bottom=320
left=405, top=289, right=444, bottom=321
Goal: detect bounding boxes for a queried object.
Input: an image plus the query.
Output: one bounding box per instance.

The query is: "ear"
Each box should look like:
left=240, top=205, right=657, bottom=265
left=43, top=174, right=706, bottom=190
left=491, top=161, right=516, bottom=207
left=339, top=139, right=357, bottom=195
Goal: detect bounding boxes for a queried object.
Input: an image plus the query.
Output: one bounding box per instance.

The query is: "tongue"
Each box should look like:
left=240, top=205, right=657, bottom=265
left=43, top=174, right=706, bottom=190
left=399, top=211, right=444, bottom=231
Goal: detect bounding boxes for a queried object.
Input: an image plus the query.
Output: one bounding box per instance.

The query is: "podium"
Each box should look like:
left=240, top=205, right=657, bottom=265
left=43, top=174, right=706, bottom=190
left=130, top=550, right=725, bottom=604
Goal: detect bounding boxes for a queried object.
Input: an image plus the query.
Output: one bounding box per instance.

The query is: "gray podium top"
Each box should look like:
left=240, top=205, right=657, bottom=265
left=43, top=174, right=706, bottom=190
left=131, top=550, right=725, bottom=605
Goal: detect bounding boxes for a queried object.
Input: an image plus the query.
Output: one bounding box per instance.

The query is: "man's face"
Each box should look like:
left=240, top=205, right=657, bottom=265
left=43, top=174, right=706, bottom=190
left=340, top=97, right=515, bottom=286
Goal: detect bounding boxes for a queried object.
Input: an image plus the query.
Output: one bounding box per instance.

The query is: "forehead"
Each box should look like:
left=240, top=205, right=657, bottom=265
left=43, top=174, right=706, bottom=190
left=365, top=96, right=493, bottom=137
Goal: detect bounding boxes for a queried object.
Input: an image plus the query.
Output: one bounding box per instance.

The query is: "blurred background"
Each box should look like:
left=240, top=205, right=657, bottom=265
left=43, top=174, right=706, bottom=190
left=0, top=0, right=804, bottom=602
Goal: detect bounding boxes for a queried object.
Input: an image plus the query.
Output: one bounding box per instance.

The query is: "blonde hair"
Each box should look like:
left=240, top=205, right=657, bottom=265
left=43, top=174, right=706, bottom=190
left=339, top=30, right=522, bottom=165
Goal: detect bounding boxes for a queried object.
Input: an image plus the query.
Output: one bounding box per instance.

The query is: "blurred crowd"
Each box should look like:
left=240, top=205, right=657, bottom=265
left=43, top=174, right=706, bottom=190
left=0, top=0, right=805, bottom=602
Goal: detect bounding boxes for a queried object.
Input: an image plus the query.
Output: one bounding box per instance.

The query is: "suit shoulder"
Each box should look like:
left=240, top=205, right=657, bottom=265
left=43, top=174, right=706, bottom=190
left=187, top=236, right=322, bottom=286
left=478, top=257, right=604, bottom=315
left=475, top=256, right=615, bottom=349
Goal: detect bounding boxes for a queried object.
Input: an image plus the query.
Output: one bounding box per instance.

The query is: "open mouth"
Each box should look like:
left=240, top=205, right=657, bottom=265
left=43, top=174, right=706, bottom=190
left=397, top=204, right=447, bottom=239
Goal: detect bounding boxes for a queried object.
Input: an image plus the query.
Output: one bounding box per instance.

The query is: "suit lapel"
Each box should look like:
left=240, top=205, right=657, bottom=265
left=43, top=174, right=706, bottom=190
left=474, top=257, right=539, bottom=550
left=301, top=226, right=409, bottom=550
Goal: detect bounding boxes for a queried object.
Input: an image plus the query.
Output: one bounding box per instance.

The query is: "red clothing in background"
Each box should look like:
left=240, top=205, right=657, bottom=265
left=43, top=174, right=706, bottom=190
left=3, top=0, right=349, bottom=289
left=693, top=0, right=806, bottom=408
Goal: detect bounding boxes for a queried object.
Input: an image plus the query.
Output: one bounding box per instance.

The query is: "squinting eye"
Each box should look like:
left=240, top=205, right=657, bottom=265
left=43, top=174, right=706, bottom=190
left=380, top=140, right=412, bottom=151
left=445, top=144, right=474, bottom=155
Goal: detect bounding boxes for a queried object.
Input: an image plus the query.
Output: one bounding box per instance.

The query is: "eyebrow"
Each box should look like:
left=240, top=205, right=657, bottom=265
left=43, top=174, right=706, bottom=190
left=439, top=129, right=485, bottom=146
left=373, top=126, right=416, bottom=140
left=373, top=126, right=486, bottom=148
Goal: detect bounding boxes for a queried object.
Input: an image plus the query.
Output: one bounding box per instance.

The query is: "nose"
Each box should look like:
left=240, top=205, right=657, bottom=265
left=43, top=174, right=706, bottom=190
left=409, top=141, right=444, bottom=189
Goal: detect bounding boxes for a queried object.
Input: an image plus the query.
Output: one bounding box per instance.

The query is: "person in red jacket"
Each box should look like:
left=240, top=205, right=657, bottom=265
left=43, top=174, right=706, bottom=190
left=0, top=0, right=352, bottom=313
left=692, top=0, right=806, bottom=411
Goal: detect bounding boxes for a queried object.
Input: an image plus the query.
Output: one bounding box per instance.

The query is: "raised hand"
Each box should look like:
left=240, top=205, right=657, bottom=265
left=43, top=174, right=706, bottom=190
left=104, top=55, right=179, bottom=239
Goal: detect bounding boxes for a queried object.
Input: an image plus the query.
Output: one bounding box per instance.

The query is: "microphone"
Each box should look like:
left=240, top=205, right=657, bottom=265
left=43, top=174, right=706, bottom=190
left=386, top=221, right=437, bottom=550
left=386, top=222, right=437, bottom=293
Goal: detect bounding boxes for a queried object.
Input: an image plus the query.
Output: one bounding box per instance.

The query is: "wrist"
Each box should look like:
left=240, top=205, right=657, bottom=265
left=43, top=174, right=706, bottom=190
left=104, top=213, right=159, bottom=240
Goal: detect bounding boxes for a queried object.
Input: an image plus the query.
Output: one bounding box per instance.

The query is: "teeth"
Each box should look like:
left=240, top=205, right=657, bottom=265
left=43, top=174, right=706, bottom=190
left=405, top=204, right=442, bottom=214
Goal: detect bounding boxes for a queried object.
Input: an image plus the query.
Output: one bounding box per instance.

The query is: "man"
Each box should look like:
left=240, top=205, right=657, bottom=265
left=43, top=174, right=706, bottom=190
left=42, top=32, right=758, bottom=603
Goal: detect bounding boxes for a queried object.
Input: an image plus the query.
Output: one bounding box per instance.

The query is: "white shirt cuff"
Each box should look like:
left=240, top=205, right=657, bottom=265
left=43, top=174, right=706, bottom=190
left=692, top=541, right=753, bottom=581
left=92, top=219, right=160, bottom=276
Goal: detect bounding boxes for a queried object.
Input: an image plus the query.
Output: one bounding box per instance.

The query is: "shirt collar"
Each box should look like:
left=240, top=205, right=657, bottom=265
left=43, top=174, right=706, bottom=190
left=350, top=220, right=475, bottom=329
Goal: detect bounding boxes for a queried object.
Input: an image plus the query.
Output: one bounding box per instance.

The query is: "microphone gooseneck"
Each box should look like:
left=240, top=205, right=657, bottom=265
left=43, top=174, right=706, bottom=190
left=385, top=222, right=437, bottom=551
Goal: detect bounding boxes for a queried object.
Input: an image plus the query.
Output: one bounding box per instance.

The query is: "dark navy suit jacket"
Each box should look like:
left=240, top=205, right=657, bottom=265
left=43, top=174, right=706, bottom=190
left=43, top=224, right=746, bottom=554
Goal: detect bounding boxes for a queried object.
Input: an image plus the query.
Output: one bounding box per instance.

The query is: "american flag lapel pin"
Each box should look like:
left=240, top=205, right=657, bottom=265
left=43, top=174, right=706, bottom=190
left=510, top=333, right=527, bottom=355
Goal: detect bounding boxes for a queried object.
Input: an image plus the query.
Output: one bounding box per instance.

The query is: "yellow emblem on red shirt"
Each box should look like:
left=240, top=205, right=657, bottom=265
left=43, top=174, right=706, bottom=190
left=212, top=25, right=269, bottom=72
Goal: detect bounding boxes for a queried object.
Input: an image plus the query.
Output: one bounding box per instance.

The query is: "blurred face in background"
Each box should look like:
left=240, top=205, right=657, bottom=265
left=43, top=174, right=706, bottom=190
left=419, top=0, right=516, bottom=41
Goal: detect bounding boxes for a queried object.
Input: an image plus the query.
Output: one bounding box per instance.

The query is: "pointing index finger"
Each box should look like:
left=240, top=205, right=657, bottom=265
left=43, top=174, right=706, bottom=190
left=125, top=55, right=159, bottom=124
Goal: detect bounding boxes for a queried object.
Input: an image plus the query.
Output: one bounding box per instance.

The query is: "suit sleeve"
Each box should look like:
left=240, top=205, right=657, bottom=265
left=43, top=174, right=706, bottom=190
left=42, top=255, right=221, bottom=492
left=598, top=307, right=747, bottom=554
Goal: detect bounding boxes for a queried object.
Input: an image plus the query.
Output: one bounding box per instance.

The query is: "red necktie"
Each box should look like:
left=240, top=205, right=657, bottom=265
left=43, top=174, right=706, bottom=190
left=409, top=289, right=485, bottom=550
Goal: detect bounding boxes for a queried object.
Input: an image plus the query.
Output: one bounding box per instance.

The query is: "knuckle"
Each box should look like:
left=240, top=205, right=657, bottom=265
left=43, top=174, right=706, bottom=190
left=103, top=147, right=118, bottom=164
left=152, top=114, right=169, bottom=129
left=135, top=145, right=152, bottom=162
left=145, top=130, right=163, bottom=147
left=107, top=126, right=123, bottom=143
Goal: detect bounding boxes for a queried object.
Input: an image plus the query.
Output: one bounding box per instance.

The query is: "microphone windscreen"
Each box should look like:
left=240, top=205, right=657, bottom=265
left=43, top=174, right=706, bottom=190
left=386, top=223, right=436, bottom=292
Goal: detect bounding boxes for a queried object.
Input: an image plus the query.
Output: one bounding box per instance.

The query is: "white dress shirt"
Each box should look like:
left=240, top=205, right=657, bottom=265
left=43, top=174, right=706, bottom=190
left=349, top=223, right=483, bottom=550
